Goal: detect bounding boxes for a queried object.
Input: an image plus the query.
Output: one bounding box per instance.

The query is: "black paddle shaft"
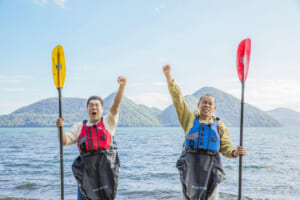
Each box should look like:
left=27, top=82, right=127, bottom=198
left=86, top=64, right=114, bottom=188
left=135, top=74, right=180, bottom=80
left=58, top=87, right=64, bottom=200
left=238, top=80, right=245, bottom=200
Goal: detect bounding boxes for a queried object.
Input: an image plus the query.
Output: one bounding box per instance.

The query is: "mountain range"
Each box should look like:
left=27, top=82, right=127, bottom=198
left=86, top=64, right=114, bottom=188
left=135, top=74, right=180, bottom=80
left=267, top=108, right=300, bottom=126
left=0, top=86, right=288, bottom=127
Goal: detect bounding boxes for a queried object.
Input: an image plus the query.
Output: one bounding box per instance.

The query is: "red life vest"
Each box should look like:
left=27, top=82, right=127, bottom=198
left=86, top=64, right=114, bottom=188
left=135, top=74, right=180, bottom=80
left=77, top=118, right=111, bottom=153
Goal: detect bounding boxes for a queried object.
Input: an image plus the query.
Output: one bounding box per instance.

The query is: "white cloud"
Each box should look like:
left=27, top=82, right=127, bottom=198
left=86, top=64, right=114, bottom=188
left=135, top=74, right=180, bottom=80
left=130, top=82, right=145, bottom=87
left=33, top=0, right=48, bottom=6
left=0, top=75, right=32, bottom=83
left=0, top=101, right=29, bottom=115
left=1, top=88, right=25, bottom=92
left=71, top=76, right=82, bottom=80
left=130, top=82, right=166, bottom=87
left=159, top=56, right=169, bottom=62
left=227, top=79, right=300, bottom=111
left=30, top=89, right=41, bottom=92
left=154, top=3, right=165, bottom=13
left=33, top=0, right=66, bottom=8
left=127, top=92, right=171, bottom=110
left=152, top=82, right=166, bottom=86
left=54, top=0, right=66, bottom=8
left=74, top=65, right=99, bottom=71
left=0, top=79, right=19, bottom=83
left=225, top=77, right=255, bottom=82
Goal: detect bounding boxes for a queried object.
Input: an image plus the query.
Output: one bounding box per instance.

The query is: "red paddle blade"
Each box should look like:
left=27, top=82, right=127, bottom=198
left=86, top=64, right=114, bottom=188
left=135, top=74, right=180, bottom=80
left=236, top=38, right=251, bottom=81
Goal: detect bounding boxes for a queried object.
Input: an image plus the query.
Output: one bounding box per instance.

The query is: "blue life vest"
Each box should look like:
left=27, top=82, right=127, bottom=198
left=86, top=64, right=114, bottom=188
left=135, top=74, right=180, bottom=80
left=185, top=119, right=220, bottom=152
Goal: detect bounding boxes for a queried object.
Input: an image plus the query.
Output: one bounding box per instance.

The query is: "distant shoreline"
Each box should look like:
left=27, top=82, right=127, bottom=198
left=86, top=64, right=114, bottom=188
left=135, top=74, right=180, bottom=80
left=0, top=125, right=286, bottom=128
left=0, top=198, right=38, bottom=200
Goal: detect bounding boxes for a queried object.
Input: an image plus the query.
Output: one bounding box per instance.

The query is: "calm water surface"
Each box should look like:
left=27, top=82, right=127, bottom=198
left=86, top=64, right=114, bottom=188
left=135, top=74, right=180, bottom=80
left=0, top=127, right=299, bottom=200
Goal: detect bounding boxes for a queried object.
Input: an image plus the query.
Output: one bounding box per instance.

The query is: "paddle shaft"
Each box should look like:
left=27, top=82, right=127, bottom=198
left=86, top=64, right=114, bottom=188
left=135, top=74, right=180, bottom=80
left=238, top=80, right=245, bottom=200
left=57, top=62, right=64, bottom=200
left=58, top=87, right=64, bottom=200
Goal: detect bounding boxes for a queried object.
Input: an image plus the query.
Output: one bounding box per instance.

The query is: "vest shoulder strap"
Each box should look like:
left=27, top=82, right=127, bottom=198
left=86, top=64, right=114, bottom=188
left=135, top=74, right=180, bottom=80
left=101, top=117, right=106, bottom=129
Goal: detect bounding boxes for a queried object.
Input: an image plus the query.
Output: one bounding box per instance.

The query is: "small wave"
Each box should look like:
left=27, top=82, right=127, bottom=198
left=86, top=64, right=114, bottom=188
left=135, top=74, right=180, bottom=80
left=118, top=190, right=255, bottom=200
left=243, top=165, right=273, bottom=169
left=118, top=189, right=180, bottom=200
left=219, top=191, right=254, bottom=200
left=15, top=183, right=37, bottom=190
left=224, top=165, right=236, bottom=170
left=224, top=165, right=272, bottom=170
left=122, top=171, right=177, bottom=181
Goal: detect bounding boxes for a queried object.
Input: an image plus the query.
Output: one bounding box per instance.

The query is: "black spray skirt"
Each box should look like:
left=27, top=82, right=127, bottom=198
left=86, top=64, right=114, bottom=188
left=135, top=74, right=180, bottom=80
left=176, top=151, right=226, bottom=200
left=72, top=150, right=120, bottom=200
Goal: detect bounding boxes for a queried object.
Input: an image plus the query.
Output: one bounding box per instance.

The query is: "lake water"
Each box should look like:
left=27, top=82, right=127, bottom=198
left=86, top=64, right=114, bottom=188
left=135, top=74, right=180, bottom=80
left=0, top=127, right=299, bottom=200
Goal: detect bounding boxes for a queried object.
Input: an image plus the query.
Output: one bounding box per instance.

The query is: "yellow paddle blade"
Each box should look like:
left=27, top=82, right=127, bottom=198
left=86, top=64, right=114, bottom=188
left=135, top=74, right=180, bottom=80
left=52, top=45, right=66, bottom=88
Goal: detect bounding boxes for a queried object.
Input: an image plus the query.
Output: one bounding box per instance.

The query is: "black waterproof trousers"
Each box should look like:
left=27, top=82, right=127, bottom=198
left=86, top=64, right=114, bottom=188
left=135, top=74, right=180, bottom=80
left=72, top=150, right=120, bottom=200
left=176, top=151, right=226, bottom=200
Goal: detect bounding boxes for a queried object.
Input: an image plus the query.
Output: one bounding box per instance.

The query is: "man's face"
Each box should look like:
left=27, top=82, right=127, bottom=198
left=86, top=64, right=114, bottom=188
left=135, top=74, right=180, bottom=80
left=87, top=99, right=103, bottom=123
left=197, top=96, right=216, bottom=119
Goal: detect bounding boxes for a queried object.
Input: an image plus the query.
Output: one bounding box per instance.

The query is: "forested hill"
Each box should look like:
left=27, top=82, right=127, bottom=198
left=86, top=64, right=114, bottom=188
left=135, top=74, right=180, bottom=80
left=0, top=87, right=282, bottom=127
left=267, top=108, right=300, bottom=126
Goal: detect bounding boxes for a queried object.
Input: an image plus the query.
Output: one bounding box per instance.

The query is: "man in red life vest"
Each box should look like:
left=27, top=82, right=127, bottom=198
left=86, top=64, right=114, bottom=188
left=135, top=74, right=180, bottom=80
left=56, top=76, right=126, bottom=200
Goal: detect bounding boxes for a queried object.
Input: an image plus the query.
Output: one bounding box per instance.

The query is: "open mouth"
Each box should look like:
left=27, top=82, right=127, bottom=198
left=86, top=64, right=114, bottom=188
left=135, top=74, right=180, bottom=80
left=92, top=112, right=97, bottom=116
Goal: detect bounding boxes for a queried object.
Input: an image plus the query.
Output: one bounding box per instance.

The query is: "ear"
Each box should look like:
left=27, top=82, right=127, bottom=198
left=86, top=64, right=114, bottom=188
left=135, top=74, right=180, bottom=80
left=213, top=105, right=216, bottom=112
left=197, top=101, right=200, bottom=109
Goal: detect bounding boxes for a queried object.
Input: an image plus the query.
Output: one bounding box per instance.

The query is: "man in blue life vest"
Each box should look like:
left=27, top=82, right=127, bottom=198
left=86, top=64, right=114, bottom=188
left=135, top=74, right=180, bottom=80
left=162, top=64, right=246, bottom=200
left=56, top=76, right=126, bottom=200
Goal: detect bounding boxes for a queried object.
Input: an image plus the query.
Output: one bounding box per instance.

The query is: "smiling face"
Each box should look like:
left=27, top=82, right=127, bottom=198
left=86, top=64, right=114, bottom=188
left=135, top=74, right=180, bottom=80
left=197, top=95, right=216, bottom=121
left=87, top=99, right=103, bottom=124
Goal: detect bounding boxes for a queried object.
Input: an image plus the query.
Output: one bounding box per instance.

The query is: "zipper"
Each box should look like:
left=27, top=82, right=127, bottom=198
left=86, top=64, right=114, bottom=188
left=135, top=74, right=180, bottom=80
left=207, top=124, right=211, bottom=150
left=86, top=126, right=90, bottom=151
left=197, top=123, right=202, bottom=149
left=89, top=127, right=93, bottom=150
left=95, top=125, right=100, bottom=150
left=200, top=125, right=204, bottom=148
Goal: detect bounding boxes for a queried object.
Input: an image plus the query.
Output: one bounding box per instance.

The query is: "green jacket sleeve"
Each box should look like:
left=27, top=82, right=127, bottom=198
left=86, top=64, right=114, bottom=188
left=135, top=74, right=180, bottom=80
left=167, top=80, right=195, bottom=135
left=218, top=121, right=236, bottom=158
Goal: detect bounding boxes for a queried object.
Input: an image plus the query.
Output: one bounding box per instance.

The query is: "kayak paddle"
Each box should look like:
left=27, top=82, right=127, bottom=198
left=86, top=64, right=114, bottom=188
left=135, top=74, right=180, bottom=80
left=52, top=45, right=66, bottom=200
left=236, top=38, right=251, bottom=200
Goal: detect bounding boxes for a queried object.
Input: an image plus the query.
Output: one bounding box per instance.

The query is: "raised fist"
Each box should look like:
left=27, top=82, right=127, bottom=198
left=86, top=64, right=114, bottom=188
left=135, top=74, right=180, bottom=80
left=118, top=76, right=127, bottom=86
left=162, top=64, right=171, bottom=76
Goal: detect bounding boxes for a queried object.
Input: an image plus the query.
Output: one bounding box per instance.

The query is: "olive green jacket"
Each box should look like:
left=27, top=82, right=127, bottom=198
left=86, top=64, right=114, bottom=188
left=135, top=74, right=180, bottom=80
left=168, top=80, right=236, bottom=158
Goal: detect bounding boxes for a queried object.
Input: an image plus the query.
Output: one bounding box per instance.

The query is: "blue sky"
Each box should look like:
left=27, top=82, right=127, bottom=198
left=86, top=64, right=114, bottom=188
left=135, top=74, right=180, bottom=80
left=0, top=0, right=300, bottom=115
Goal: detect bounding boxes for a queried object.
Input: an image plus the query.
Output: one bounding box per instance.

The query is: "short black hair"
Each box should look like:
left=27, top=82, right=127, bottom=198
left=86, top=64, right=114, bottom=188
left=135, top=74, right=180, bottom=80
left=199, top=94, right=216, bottom=104
left=87, top=96, right=103, bottom=107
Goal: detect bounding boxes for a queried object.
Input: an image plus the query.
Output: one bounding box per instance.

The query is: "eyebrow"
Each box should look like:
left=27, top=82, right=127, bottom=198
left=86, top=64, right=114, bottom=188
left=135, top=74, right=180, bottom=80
left=88, top=103, right=100, bottom=105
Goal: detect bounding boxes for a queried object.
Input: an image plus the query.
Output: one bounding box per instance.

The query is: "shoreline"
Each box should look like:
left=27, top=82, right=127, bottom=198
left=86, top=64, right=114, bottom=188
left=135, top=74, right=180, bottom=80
left=0, top=198, right=38, bottom=200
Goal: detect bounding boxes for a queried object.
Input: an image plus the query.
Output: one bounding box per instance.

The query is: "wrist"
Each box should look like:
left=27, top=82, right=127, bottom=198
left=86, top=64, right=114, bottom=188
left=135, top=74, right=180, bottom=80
left=166, top=75, right=172, bottom=83
left=231, top=150, right=238, bottom=158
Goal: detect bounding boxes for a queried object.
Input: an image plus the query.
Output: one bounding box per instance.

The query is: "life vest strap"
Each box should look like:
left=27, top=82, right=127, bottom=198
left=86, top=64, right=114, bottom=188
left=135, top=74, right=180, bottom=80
left=80, top=148, right=115, bottom=156
left=186, top=149, right=218, bottom=156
